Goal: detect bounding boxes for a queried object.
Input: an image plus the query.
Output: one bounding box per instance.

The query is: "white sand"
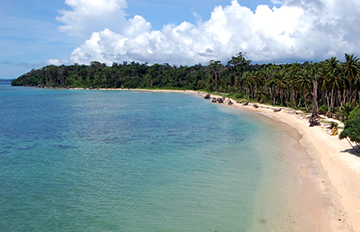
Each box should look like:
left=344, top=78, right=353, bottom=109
left=194, top=92, right=360, bottom=231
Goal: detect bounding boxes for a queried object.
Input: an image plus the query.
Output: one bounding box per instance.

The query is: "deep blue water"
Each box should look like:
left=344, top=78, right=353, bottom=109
left=0, top=83, right=297, bottom=231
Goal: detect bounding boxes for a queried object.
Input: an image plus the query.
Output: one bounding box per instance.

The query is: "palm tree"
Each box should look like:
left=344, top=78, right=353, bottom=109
left=342, top=53, right=360, bottom=106
left=267, top=65, right=282, bottom=105
left=324, top=58, right=341, bottom=113
left=296, top=66, right=313, bottom=111
left=285, top=63, right=301, bottom=108
left=242, top=71, right=255, bottom=99
left=273, top=69, right=289, bottom=106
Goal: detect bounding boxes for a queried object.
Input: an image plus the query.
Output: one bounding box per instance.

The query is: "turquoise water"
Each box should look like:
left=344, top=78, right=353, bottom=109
left=0, top=83, right=298, bottom=231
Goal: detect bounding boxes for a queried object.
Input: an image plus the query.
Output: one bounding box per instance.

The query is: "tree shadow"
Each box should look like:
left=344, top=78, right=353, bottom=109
left=341, top=148, right=360, bottom=158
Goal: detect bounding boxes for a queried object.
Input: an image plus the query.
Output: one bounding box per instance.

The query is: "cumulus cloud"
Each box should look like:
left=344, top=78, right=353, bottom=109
left=57, top=0, right=360, bottom=65
left=56, top=0, right=128, bottom=37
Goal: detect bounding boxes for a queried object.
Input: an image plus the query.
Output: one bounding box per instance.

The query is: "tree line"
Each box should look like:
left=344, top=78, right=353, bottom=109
left=11, top=52, right=360, bottom=149
left=11, top=52, right=360, bottom=118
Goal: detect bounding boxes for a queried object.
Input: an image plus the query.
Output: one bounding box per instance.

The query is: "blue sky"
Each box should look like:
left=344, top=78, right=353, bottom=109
left=1, top=0, right=360, bottom=79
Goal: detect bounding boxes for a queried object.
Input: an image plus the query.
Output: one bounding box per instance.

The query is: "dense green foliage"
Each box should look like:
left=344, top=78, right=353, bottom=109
left=12, top=53, right=360, bottom=118
left=340, top=106, right=360, bottom=144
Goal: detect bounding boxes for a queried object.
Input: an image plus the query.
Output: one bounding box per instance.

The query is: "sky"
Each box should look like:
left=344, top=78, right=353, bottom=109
left=1, top=0, right=360, bottom=79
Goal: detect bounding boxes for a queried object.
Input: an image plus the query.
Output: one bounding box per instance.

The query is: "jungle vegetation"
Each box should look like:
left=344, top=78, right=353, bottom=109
left=11, top=52, right=360, bottom=121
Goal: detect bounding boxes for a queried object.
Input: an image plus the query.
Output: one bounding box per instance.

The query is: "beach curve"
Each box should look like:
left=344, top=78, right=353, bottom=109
left=192, top=91, right=360, bottom=232
left=73, top=87, right=360, bottom=231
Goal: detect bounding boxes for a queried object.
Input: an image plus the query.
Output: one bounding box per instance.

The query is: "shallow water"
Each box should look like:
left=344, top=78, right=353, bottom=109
left=0, top=83, right=301, bottom=231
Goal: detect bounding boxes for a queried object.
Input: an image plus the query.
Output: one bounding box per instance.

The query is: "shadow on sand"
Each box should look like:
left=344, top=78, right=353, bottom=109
left=341, top=148, right=360, bottom=158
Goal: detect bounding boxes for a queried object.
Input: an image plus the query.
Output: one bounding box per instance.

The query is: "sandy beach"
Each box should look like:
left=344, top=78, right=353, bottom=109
left=189, top=91, right=360, bottom=232
left=122, top=89, right=360, bottom=231
left=75, top=87, right=360, bottom=231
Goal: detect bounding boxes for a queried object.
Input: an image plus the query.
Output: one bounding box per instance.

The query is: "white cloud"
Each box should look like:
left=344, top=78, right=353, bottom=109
left=271, top=0, right=284, bottom=4
left=59, top=0, right=360, bottom=65
left=47, top=58, right=69, bottom=66
left=56, top=0, right=128, bottom=37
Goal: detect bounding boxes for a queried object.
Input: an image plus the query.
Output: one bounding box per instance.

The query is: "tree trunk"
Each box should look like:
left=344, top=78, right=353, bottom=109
left=352, top=85, right=358, bottom=106
left=311, top=76, right=318, bottom=117
left=325, top=90, right=330, bottom=113
left=234, top=70, right=237, bottom=89
left=272, top=86, right=276, bottom=105
left=303, top=90, right=308, bottom=112
left=292, top=88, right=297, bottom=109
left=214, top=71, right=218, bottom=92
left=342, top=90, right=347, bottom=107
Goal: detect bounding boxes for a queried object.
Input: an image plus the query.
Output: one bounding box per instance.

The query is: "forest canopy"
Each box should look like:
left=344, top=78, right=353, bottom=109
left=11, top=52, right=360, bottom=119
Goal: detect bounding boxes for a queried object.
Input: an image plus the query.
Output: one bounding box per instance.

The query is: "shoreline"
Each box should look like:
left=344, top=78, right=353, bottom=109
left=23, top=86, right=360, bottom=230
left=125, top=88, right=360, bottom=231
left=192, top=91, right=360, bottom=231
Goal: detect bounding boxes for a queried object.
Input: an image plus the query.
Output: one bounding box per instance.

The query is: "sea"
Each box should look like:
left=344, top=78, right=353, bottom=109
left=0, top=82, right=304, bottom=231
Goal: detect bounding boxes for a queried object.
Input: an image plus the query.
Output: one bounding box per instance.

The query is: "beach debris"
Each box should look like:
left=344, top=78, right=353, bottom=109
left=327, top=122, right=339, bottom=136
left=227, top=99, right=233, bottom=105
left=274, top=108, right=281, bottom=112
left=327, top=122, right=337, bottom=130
left=242, top=102, right=249, bottom=106
left=212, top=98, right=217, bottom=103
left=204, top=93, right=211, bottom=99
left=236, top=100, right=242, bottom=104
left=217, top=97, right=223, bottom=103
left=309, top=117, right=321, bottom=127
left=253, top=104, right=259, bottom=108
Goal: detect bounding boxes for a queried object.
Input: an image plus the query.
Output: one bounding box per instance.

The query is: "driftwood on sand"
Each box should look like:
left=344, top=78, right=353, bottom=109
left=274, top=108, right=281, bottom=112
left=309, top=117, right=321, bottom=127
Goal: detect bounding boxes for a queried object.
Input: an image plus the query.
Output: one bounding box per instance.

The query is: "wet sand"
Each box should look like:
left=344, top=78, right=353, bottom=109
left=193, top=91, right=360, bottom=232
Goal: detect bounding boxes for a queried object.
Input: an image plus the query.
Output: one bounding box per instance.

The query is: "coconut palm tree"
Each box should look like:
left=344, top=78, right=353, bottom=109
left=324, top=58, right=342, bottom=113
left=273, top=68, right=289, bottom=106
left=342, top=53, right=360, bottom=106
left=285, top=63, right=301, bottom=108
left=296, top=66, right=313, bottom=111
